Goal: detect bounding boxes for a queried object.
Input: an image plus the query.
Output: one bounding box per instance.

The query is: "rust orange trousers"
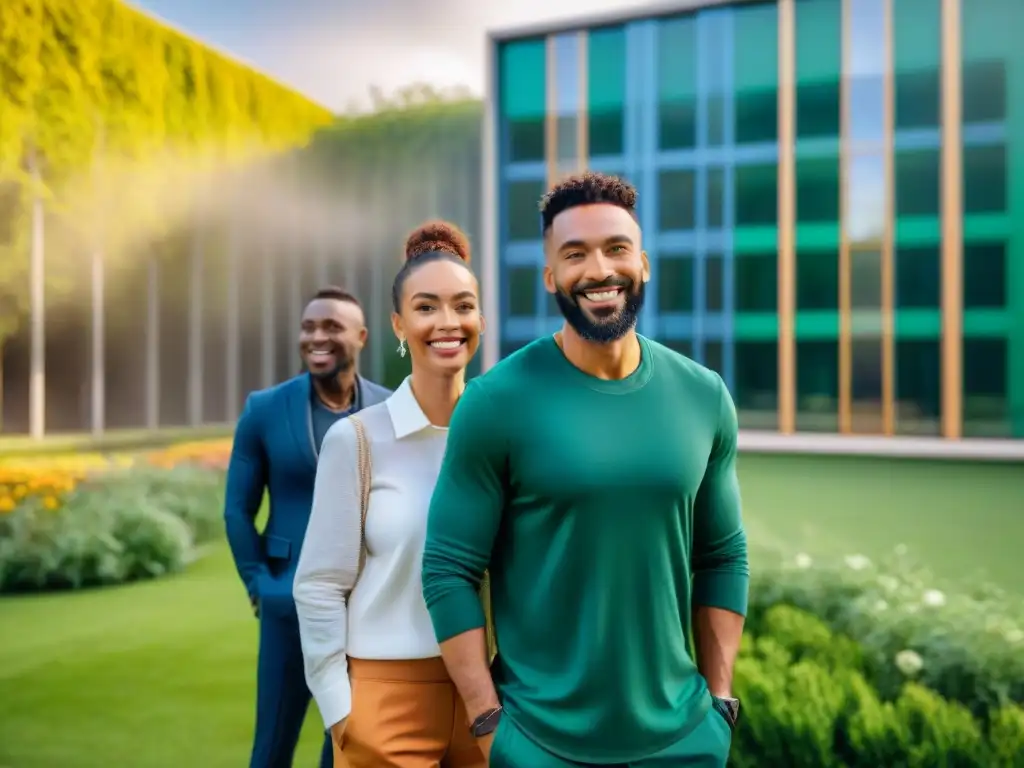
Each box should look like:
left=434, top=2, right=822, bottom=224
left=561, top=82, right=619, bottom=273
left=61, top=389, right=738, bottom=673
left=333, top=656, right=486, bottom=768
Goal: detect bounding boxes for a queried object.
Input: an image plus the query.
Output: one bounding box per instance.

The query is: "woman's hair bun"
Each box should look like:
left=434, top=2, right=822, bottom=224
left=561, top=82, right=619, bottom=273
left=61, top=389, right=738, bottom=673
left=404, top=220, right=471, bottom=265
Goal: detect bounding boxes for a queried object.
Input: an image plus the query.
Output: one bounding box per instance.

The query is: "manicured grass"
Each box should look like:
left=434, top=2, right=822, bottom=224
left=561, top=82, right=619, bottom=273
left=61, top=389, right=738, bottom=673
left=1, top=453, right=1022, bottom=768
left=0, top=424, right=233, bottom=459
left=0, top=548, right=326, bottom=768
left=739, top=453, right=1024, bottom=591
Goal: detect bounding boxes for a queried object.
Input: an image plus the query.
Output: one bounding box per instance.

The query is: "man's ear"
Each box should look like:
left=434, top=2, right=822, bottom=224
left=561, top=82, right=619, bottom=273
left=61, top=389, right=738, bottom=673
left=640, top=250, right=650, bottom=284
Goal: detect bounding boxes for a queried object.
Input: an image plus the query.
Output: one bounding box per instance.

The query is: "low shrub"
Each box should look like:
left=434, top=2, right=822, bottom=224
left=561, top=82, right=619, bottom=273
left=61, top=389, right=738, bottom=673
left=731, top=604, right=1024, bottom=767
left=748, top=550, right=1024, bottom=723
left=0, top=445, right=227, bottom=593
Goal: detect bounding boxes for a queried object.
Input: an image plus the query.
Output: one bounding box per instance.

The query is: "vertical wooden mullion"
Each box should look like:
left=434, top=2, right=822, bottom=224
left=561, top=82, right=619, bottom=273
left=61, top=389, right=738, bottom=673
left=940, top=0, right=963, bottom=439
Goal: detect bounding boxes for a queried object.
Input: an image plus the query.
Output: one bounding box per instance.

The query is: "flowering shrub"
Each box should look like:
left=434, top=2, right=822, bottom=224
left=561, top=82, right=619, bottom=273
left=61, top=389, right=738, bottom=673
left=748, top=548, right=1024, bottom=724
left=0, top=439, right=229, bottom=592
left=731, top=604, right=1024, bottom=766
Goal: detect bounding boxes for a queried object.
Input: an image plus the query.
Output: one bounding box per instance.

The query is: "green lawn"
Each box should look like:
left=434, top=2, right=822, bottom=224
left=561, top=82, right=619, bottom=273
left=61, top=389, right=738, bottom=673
left=1, top=453, right=1022, bottom=767
left=0, top=548, right=326, bottom=768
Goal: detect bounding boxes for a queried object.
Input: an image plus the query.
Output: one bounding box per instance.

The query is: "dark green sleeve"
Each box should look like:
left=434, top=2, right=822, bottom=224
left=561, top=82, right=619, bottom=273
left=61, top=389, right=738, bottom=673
left=423, top=379, right=507, bottom=643
left=691, top=375, right=749, bottom=616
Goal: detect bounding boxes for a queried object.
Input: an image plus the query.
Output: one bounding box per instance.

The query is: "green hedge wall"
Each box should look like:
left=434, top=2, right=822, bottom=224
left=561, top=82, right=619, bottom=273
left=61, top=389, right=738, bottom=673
left=0, top=0, right=333, bottom=342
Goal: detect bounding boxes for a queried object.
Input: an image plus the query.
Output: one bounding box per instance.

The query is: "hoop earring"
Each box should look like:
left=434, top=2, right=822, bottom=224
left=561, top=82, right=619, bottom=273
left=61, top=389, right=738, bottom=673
left=397, top=338, right=407, bottom=358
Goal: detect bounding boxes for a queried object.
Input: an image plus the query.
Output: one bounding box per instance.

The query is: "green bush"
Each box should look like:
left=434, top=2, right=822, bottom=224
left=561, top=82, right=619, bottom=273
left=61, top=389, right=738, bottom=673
left=730, top=604, right=1024, bottom=767
left=748, top=550, right=1024, bottom=722
left=0, top=465, right=223, bottom=592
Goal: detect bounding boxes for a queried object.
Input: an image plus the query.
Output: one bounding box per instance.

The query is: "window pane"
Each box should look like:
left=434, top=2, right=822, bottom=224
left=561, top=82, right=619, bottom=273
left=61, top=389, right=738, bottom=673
left=734, top=0, right=779, bottom=144
left=963, top=242, right=1007, bottom=309
left=507, top=266, right=538, bottom=317
left=707, top=167, right=724, bottom=228
left=588, top=26, right=626, bottom=156
left=895, top=246, right=940, bottom=309
left=850, top=250, right=881, bottom=311
left=846, top=154, right=885, bottom=246
left=704, top=340, right=724, bottom=376
left=734, top=341, right=778, bottom=428
left=796, top=249, right=839, bottom=310
left=500, top=39, right=547, bottom=162
left=962, top=61, right=1006, bottom=124
left=851, top=337, right=883, bottom=434
left=659, top=170, right=696, bottom=230
left=895, top=339, right=940, bottom=435
left=501, top=339, right=528, bottom=360
left=796, top=156, right=840, bottom=223
left=735, top=164, right=777, bottom=226
left=658, top=255, right=695, bottom=312
left=657, top=16, right=697, bottom=150
left=506, top=179, right=545, bottom=241
left=895, top=149, right=940, bottom=217
left=795, top=0, right=842, bottom=139
left=704, top=255, right=724, bottom=313
left=735, top=253, right=778, bottom=312
left=963, top=145, right=1007, bottom=214
left=661, top=338, right=694, bottom=358
left=963, top=337, right=1009, bottom=437
left=848, top=0, right=885, bottom=145
left=796, top=340, right=838, bottom=432
left=893, top=0, right=941, bottom=130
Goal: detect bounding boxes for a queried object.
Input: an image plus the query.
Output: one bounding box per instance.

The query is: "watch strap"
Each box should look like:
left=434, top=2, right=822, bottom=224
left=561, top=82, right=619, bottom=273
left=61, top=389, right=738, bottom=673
left=470, top=706, right=503, bottom=737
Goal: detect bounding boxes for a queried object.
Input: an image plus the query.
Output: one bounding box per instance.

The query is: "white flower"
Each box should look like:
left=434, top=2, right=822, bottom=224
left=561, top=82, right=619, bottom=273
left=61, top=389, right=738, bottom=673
left=895, top=649, right=924, bottom=677
left=794, top=553, right=813, bottom=569
left=877, top=575, right=900, bottom=594
left=922, top=589, right=946, bottom=608
left=844, top=554, right=872, bottom=571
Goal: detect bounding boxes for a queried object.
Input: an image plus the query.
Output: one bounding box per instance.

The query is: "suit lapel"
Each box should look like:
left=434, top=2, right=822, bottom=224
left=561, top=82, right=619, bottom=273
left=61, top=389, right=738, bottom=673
left=286, top=375, right=318, bottom=471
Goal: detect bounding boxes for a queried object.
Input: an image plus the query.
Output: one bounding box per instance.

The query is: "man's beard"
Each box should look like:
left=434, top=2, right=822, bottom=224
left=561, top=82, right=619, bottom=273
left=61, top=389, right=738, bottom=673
left=554, top=277, right=646, bottom=343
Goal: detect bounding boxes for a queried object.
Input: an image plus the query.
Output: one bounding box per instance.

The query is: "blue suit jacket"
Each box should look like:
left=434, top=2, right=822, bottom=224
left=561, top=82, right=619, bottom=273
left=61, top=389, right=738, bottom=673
left=224, top=373, right=391, bottom=609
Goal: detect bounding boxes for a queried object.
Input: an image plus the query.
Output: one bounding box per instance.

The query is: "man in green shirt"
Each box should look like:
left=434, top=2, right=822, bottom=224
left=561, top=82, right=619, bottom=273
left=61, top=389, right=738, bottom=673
left=422, top=172, right=748, bottom=766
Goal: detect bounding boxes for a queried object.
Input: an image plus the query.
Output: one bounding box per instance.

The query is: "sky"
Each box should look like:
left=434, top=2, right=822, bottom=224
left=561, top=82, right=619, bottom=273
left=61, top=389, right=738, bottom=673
left=128, top=0, right=654, bottom=112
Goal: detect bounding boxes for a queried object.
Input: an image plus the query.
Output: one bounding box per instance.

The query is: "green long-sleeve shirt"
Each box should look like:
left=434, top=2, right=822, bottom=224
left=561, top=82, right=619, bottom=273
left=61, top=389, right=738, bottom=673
left=422, top=334, right=748, bottom=764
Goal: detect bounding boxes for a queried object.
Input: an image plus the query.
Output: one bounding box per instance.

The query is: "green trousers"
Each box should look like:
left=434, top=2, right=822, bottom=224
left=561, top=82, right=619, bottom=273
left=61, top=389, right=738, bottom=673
left=488, top=703, right=732, bottom=767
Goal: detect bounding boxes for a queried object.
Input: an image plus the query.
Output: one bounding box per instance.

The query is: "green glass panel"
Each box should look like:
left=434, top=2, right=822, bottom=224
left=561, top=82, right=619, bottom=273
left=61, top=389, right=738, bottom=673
left=796, top=340, right=839, bottom=432
left=963, top=338, right=1010, bottom=437
left=500, top=39, right=546, bottom=162
left=734, top=1, right=778, bottom=144
left=505, top=179, right=545, bottom=242
left=963, top=0, right=1018, bottom=61
left=507, top=266, right=539, bottom=317
left=500, top=39, right=545, bottom=118
left=895, top=339, right=941, bottom=435
left=795, top=0, right=841, bottom=139
left=657, top=16, right=697, bottom=150
left=735, top=252, right=778, bottom=313
left=796, top=249, right=839, bottom=311
left=893, top=0, right=940, bottom=129
left=657, top=255, right=695, bottom=312
left=796, top=156, right=840, bottom=223
left=734, top=341, right=779, bottom=428
left=588, top=26, right=626, bottom=156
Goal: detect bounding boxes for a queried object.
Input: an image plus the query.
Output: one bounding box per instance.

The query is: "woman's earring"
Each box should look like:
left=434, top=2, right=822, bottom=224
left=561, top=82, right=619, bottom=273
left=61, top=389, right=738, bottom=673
left=397, top=338, right=407, bottom=358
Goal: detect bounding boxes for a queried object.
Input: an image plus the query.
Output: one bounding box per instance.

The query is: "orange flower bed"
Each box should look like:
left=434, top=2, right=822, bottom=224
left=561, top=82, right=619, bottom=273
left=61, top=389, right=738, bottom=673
left=0, top=438, right=232, bottom=515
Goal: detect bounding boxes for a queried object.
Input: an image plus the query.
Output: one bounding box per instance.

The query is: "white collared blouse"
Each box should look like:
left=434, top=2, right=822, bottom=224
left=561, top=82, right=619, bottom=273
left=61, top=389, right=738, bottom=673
left=294, top=376, right=449, bottom=729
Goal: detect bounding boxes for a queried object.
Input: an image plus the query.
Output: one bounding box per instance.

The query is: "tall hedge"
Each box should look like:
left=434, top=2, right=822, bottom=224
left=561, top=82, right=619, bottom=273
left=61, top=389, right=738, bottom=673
left=0, top=0, right=333, bottom=342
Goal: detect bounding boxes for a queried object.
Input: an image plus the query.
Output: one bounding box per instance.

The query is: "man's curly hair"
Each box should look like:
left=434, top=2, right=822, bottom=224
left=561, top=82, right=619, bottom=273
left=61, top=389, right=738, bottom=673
left=539, top=172, right=638, bottom=234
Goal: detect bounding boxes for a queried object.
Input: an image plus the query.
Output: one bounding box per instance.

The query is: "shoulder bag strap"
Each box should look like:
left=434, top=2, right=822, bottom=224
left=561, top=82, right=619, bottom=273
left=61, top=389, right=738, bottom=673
left=349, top=415, right=372, bottom=581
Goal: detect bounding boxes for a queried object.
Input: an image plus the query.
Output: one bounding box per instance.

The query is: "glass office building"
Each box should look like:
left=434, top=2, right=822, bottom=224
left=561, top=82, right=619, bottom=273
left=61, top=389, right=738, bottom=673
left=487, top=0, right=1024, bottom=440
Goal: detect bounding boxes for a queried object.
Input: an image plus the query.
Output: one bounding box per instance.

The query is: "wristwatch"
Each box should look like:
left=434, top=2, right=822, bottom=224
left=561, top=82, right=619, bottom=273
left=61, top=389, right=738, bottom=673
left=713, top=696, right=741, bottom=728
left=470, top=706, right=503, bottom=737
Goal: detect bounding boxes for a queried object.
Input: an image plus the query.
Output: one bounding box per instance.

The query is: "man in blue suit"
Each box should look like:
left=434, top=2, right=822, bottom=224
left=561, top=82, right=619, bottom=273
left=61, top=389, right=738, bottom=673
left=225, top=286, right=391, bottom=768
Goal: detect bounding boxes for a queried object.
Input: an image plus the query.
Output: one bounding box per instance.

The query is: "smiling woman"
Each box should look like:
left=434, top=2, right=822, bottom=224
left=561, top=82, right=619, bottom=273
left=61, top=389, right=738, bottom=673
left=293, top=220, right=487, bottom=768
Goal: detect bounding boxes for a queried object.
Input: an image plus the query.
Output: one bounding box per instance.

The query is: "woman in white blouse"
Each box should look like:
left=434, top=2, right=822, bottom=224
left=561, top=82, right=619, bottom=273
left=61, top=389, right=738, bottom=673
left=294, top=221, right=486, bottom=768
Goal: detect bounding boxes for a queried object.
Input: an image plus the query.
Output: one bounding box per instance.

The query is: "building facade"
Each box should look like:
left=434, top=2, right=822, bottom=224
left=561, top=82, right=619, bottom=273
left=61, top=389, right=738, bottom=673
left=487, top=0, right=1024, bottom=440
